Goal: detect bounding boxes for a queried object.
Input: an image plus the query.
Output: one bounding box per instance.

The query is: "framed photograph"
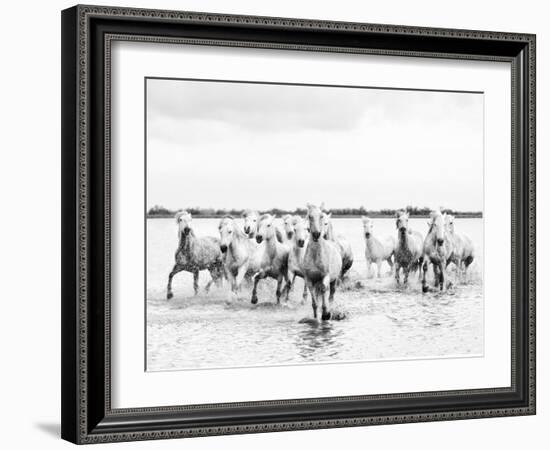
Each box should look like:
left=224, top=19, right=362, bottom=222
left=61, top=5, right=536, bottom=444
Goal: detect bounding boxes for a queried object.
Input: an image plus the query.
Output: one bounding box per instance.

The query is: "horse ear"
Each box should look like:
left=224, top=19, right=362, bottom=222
left=320, top=202, right=325, bottom=211
left=361, top=215, right=367, bottom=222
left=327, top=212, right=332, bottom=219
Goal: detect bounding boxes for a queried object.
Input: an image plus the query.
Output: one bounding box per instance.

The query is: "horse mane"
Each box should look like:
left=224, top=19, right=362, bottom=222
left=241, top=209, right=258, bottom=218
left=259, top=213, right=272, bottom=222
left=174, top=210, right=188, bottom=222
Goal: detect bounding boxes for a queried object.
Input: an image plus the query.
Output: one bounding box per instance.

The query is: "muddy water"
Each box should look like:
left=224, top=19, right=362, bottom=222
left=146, top=218, right=483, bottom=371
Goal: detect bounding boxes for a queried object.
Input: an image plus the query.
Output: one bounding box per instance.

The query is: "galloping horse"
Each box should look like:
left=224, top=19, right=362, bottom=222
left=444, top=214, right=475, bottom=281
left=242, top=209, right=284, bottom=243
left=218, top=216, right=261, bottom=296
left=250, top=214, right=291, bottom=304
left=361, top=216, right=395, bottom=278
left=422, top=210, right=453, bottom=292
left=281, top=214, right=296, bottom=243
left=302, top=204, right=343, bottom=320
left=321, top=211, right=353, bottom=278
left=166, top=211, right=224, bottom=299
left=394, top=210, right=423, bottom=286
left=286, top=215, right=309, bottom=303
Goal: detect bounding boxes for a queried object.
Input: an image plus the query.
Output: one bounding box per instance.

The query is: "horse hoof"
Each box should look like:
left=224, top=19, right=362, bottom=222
left=166, top=292, right=173, bottom=300
left=251, top=297, right=258, bottom=305
left=422, top=285, right=429, bottom=293
left=321, top=311, right=331, bottom=321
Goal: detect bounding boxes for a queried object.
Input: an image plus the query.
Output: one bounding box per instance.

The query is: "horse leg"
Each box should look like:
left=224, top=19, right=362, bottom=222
left=403, top=265, right=410, bottom=285
left=418, top=256, right=424, bottom=281
left=433, top=264, right=440, bottom=287
left=421, top=260, right=429, bottom=293
left=439, top=263, right=446, bottom=290
left=192, top=270, right=200, bottom=295
left=234, top=264, right=249, bottom=293
left=320, top=275, right=331, bottom=321
left=287, top=272, right=296, bottom=296
left=395, top=263, right=401, bottom=286
left=284, top=272, right=296, bottom=302
left=204, top=275, right=214, bottom=293
left=251, top=270, right=266, bottom=304
left=376, top=261, right=382, bottom=278
left=387, top=257, right=394, bottom=277
left=463, top=255, right=473, bottom=281
left=166, top=264, right=184, bottom=300
left=301, top=277, right=309, bottom=304
left=226, top=268, right=237, bottom=295
left=305, top=278, right=317, bottom=319
left=329, top=279, right=336, bottom=303
left=275, top=274, right=283, bottom=304
left=211, top=263, right=224, bottom=289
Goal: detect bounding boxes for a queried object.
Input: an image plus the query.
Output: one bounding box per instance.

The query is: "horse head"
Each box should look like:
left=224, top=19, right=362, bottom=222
left=320, top=211, right=333, bottom=240
left=256, top=214, right=276, bottom=244
left=429, top=210, right=446, bottom=247
left=306, top=203, right=326, bottom=242
left=175, top=210, right=192, bottom=237
left=242, top=209, right=259, bottom=237
left=218, top=216, right=236, bottom=253
left=445, top=214, right=456, bottom=233
left=282, top=214, right=294, bottom=240
left=362, top=216, right=373, bottom=239
left=292, top=215, right=308, bottom=248
left=395, top=210, right=409, bottom=236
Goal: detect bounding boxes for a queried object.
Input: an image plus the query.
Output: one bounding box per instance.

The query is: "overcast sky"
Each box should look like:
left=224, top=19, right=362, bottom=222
left=146, top=78, right=484, bottom=212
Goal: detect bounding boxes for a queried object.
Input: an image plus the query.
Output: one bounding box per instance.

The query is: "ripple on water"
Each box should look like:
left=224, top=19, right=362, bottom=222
left=146, top=269, right=483, bottom=371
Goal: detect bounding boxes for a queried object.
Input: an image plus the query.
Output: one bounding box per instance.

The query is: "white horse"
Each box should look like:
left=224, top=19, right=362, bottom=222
left=250, top=214, right=291, bottom=304
left=361, top=216, right=395, bottom=278
left=422, top=210, right=454, bottom=292
left=444, top=214, right=475, bottom=281
left=321, top=211, right=353, bottom=278
left=286, top=215, right=309, bottom=303
left=218, top=216, right=261, bottom=296
left=242, top=209, right=284, bottom=243
left=394, top=210, right=424, bottom=286
left=302, top=204, right=343, bottom=320
left=166, top=211, right=224, bottom=299
left=281, top=214, right=296, bottom=243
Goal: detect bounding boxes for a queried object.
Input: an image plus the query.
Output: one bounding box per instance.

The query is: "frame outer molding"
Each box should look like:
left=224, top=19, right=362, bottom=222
left=61, top=4, right=536, bottom=444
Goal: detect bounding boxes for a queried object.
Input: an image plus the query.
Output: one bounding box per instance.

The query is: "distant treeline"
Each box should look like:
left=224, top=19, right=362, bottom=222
left=147, top=205, right=482, bottom=219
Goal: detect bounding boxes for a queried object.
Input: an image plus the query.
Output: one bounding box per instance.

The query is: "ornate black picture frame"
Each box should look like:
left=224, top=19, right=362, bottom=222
left=61, top=4, right=536, bottom=444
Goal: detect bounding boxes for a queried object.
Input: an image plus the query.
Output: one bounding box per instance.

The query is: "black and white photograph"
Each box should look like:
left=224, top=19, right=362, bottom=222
left=145, top=78, right=484, bottom=371
left=55, top=3, right=537, bottom=446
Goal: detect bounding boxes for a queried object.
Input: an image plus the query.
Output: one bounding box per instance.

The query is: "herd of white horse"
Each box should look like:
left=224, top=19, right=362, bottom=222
left=165, top=204, right=475, bottom=320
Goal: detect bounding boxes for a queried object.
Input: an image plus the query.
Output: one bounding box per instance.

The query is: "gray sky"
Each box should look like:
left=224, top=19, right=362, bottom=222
left=146, top=78, right=484, bottom=212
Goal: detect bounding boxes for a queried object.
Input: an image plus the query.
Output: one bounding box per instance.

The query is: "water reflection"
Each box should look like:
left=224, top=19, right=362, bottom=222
left=296, top=321, right=345, bottom=361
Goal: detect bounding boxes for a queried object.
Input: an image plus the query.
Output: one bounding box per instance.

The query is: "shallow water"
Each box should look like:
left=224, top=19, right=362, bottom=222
left=146, top=218, right=483, bottom=371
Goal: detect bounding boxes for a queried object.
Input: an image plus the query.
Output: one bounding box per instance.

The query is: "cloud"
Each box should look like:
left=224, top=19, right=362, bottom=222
left=146, top=79, right=484, bottom=211
left=148, top=79, right=375, bottom=133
